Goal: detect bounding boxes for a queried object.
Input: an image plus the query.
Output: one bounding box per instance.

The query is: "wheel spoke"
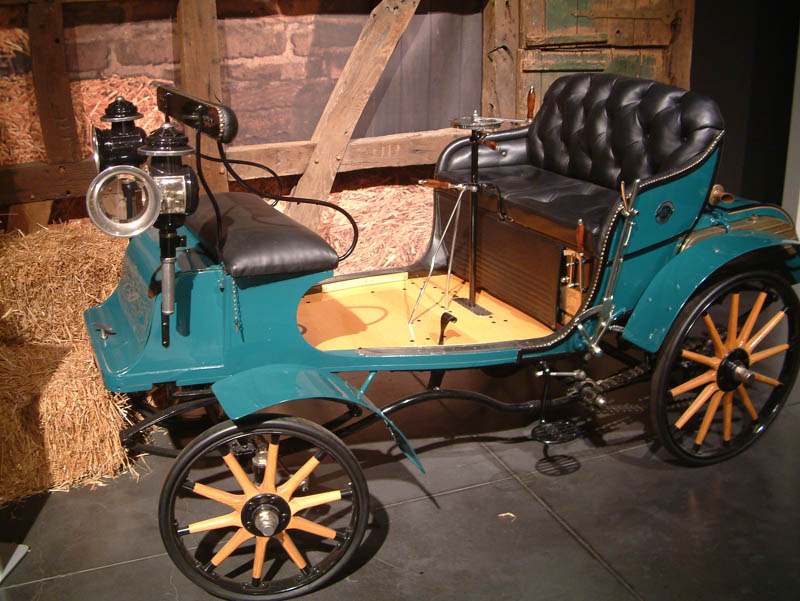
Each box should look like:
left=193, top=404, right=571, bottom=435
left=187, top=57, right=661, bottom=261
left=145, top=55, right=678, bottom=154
left=278, top=452, right=326, bottom=500
left=745, top=308, right=787, bottom=353
left=289, top=516, right=339, bottom=540
left=252, top=536, right=268, bottom=582
left=736, top=291, right=767, bottom=346
left=211, top=527, right=254, bottom=568
left=722, top=391, right=734, bottom=442
left=190, top=482, right=246, bottom=510
left=275, top=531, right=308, bottom=571
left=161, top=418, right=368, bottom=598
left=222, top=452, right=259, bottom=497
left=680, top=349, right=721, bottom=369
left=186, top=510, right=241, bottom=534
left=750, top=343, right=789, bottom=364
left=261, top=435, right=280, bottom=494
left=290, top=490, right=344, bottom=514
left=726, top=292, right=740, bottom=349
left=702, top=314, right=726, bottom=357
left=669, top=369, right=717, bottom=398
left=736, top=385, right=759, bottom=421
left=675, top=382, right=719, bottom=429
left=750, top=371, right=782, bottom=387
left=694, top=390, right=724, bottom=447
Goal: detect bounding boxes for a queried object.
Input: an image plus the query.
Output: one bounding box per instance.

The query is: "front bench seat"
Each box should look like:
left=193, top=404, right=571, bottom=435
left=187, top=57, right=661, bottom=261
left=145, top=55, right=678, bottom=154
left=436, top=73, right=725, bottom=254
left=186, top=191, right=339, bottom=278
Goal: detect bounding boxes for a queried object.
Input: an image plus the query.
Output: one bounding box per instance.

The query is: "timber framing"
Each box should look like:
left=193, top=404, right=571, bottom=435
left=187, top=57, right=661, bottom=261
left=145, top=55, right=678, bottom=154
left=0, top=130, right=462, bottom=207
left=285, top=0, right=421, bottom=229
left=0, top=0, right=697, bottom=231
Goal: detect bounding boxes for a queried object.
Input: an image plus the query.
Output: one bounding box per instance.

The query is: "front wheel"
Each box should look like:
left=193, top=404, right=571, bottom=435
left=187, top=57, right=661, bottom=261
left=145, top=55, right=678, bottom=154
left=159, top=416, right=369, bottom=601
left=650, top=271, right=800, bottom=465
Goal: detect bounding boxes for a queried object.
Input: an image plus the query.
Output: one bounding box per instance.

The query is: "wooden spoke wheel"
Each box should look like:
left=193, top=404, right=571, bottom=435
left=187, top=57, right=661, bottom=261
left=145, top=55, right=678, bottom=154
left=159, top=417, right=369, bottom=601
left=651, top=271, right=800, bottom=465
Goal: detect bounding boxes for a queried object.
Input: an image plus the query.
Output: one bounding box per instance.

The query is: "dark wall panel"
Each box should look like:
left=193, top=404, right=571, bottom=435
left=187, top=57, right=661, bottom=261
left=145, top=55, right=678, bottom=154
left=692, top=0, right=799, bottom=203
left=353, top=1, right=482, bottom=138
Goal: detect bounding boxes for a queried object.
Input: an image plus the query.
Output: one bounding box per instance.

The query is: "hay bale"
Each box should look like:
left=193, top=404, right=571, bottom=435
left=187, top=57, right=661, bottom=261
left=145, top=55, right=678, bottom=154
left=0, top=220, right=127, bottom=344
left=318, top=184, right=433, bottom=275
left=0, top=222, right=131, bottom=503
left=0, top=340, right=130, bottom=503
left=71, top=75, right=166, bottom=159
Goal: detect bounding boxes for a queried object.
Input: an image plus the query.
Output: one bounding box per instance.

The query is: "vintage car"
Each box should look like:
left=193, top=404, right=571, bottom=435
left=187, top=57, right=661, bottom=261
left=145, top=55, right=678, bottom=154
left=83, top=72, right=800, bottom=600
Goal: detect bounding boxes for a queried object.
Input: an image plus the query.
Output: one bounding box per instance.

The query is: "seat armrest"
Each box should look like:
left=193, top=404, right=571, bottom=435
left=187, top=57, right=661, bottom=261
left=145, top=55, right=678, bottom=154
left=435, top=124, right=531, bottom=175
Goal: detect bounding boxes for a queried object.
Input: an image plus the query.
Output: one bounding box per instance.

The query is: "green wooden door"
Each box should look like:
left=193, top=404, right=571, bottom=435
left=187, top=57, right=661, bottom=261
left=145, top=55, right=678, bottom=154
left=516, top=0, right=694, bottom=117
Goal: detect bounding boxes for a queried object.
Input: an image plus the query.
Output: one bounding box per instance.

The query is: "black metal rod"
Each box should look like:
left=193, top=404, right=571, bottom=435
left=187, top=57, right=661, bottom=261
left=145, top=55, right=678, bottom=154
left=469, top=130, right=479, bottom=307
left=333, top=388, right=543, bottom=441
left=120, top=395, right=218, bottom=446
left=538, top=362, right=552, bottom=423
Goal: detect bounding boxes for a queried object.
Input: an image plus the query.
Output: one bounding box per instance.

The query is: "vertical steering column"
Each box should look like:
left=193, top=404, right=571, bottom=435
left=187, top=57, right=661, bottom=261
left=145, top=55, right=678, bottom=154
left=159, top=224, right=181, bottom=347
left=137, top=122, right=199, bottom=348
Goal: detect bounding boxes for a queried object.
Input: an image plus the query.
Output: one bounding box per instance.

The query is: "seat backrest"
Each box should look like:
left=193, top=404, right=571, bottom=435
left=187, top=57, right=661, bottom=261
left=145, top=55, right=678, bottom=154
left=527, top=73, right=724, bottom=190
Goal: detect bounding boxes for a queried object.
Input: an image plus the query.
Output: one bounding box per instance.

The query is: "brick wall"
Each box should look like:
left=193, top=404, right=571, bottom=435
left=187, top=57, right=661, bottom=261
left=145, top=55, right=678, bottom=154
left=59, top=8, right=366, bottom=145
left=218, top=13, right=366, bottom=144
left=1, top=1, right=480, bottom=159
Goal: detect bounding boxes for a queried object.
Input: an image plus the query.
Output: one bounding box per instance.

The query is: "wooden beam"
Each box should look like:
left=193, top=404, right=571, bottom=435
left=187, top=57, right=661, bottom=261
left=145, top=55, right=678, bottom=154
left=0, top=129, right=461, bottom=207
left=0, top=159, right=96, bottom=208
left=8, top=2, right=82, bottom=232
left=482, top=0, right=519, bottom=118
left=0, top=0, right=113, bottom=4
left=28, top=3, right=80, bottom=164
left=227, top=129, right=463, bottom=179
left=285, top=0, right=421, bottom=230
left=668, top=0, right=695, bottom=89
left=176, top=0, right=228, bottom=193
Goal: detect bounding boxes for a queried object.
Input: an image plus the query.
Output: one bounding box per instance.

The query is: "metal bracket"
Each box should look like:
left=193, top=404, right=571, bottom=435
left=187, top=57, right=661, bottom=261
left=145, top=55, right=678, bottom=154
left=91, top=322, right=116, bottom=340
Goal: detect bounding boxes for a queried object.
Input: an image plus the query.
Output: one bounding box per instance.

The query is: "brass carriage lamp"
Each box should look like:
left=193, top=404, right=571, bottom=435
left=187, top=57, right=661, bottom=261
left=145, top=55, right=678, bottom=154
left=86, top=96, right=201, bottom=348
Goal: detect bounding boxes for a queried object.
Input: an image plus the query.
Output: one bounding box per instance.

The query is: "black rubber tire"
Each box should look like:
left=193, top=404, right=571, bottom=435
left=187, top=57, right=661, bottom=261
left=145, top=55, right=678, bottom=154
left=650, top=270, right=800, bottom=465
left=159, top=416, right=369, bottom=601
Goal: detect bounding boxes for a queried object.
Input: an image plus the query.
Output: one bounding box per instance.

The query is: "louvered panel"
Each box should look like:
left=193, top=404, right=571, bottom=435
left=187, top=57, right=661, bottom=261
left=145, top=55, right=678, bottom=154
left=439, top=194, right=563, bottom=329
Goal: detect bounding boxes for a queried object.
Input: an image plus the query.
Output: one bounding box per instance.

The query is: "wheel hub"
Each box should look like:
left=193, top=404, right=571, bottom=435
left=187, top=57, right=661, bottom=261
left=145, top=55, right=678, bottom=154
left=717, top=348, right=751, bottom=391
left=241, top=494, right=291, bottom=537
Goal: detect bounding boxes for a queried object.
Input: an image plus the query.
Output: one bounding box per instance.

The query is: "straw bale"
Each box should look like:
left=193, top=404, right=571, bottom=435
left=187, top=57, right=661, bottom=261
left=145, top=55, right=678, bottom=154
left=0, top=220, right=127, bottom=345
left=71, top=75, right=166, bottom=157
left=318, top=184, right=433, bottom=275
left=0, top=339, right=130, bottom=503
left=0, top=73, right=45, bottom=165
left=0, top=70, right=165, bottom=165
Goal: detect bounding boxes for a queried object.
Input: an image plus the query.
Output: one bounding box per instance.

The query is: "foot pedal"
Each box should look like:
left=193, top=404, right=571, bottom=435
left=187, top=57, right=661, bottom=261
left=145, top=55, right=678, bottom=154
left=453, top=297, right=492, bottom=316
left=532, top=420, right=581, bottom=476
left=531, top=420, right=579, bottom=445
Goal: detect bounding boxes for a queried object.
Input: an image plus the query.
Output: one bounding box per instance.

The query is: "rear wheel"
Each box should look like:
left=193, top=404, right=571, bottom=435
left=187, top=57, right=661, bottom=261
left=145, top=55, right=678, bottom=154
left=650, top=271, right=800, bottom=465
left=159, top=416, right=368, bottom=600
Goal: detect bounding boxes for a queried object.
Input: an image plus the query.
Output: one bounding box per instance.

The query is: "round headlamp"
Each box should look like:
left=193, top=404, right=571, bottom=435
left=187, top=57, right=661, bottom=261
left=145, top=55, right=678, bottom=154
left=86, top=165, right=160, bottom=238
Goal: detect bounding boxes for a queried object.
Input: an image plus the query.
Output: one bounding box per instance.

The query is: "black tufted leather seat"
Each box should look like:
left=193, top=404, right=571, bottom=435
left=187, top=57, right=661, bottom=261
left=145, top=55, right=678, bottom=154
left=437, top=73, right=725, bottom=253
left=186, top=192, right=339, bottom=279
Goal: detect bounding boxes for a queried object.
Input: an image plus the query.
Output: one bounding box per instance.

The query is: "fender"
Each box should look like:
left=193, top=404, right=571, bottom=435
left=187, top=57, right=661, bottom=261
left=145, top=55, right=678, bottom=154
left=212, top=364, right=423, bottom=471
left=622, top=230, right=800, bottom=353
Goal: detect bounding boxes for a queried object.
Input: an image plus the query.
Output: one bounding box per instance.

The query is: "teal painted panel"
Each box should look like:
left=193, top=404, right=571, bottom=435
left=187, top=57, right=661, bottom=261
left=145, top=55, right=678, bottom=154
left=622, top=231, right=800, bottom=353
left=582, top=148, right=720, bottom=326
left=212, top=365, right=423, bottom=471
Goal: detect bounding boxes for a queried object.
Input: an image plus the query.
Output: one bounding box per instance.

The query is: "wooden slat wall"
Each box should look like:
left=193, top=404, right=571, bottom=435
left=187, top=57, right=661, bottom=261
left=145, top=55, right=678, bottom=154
left=353, top=2, right=482, bottom=138
left=285, top=0, right=422, bottom=230
left=482, top=0, right=519, bottom=118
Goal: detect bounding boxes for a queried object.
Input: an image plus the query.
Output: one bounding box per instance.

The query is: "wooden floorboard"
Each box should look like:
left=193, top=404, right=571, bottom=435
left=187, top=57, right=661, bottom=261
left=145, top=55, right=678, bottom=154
left=298, top=273, right=553, bottom=351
